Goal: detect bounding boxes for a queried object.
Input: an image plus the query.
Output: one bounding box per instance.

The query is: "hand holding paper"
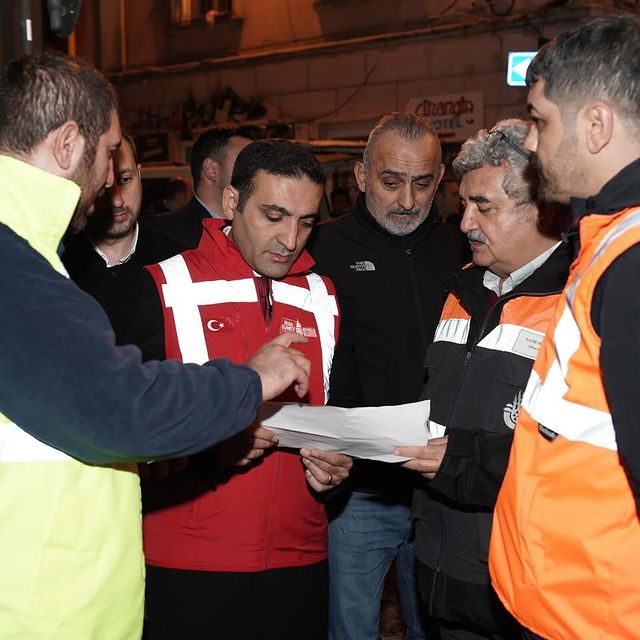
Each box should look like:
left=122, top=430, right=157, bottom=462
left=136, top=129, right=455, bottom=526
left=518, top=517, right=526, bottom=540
left=396, top=436, right=449, bottom=479
left=259, top=400, right=433, bottom=463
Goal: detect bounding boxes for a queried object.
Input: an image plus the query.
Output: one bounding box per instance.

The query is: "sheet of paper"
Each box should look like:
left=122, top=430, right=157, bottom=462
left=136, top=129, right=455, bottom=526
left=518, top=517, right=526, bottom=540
left=259, top=400, right=432, bottom=463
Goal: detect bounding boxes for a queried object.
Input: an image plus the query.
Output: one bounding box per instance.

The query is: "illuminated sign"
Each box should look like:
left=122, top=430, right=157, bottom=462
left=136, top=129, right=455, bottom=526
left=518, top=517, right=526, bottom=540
left=507, top=52, right=537, bottom=87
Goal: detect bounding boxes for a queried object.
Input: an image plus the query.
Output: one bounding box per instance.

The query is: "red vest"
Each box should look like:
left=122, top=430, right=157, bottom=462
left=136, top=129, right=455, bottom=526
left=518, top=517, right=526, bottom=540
left=143, top=221, right=339, bottom=572
left=490, top=208, right=640, bottom=639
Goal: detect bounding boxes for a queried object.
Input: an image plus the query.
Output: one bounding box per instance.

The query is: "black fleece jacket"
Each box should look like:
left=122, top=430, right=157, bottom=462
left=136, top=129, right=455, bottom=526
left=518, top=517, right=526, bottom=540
left=309, top=194, right=467, bottom=491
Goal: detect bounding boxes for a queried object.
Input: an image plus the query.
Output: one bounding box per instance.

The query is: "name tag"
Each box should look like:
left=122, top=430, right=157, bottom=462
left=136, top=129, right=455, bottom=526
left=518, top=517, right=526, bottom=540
left=512, top=329, right=543, bottom=359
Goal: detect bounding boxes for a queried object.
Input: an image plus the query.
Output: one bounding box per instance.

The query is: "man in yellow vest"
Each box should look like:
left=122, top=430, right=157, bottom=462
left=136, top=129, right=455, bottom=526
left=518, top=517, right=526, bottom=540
left=0, top=52, right=312, bottom=638
left=490, top=15, right=640, bottom=640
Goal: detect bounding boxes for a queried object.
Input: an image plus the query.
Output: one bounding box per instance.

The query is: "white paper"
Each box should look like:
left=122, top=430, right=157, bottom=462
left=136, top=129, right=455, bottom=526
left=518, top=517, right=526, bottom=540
left=259, top=400, right=432, bottom=463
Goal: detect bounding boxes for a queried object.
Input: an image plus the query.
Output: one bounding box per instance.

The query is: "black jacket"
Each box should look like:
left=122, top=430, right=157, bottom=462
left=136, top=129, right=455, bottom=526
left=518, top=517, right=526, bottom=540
left=145, top=196, right=210, bottom=248
left=413, top=241, right=572, bottom=631
left=62, top=220, right=188, bottom=343
left=309, top=194, right=467, bottom=491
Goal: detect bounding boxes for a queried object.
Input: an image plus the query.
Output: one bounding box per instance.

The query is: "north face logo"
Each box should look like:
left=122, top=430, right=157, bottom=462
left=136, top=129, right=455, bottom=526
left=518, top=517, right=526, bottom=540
left=349, top=260, right=376, bottom=272
left=503, top=390, right=523, bottom=430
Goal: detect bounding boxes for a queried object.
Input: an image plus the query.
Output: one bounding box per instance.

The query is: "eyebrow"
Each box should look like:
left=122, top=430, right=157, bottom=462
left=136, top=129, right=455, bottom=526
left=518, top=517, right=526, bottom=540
left=261, top=204, right=318, bottom=218
left=380, top=170, right=434, bottom=180
left=468, top=194, right=490, bottom=204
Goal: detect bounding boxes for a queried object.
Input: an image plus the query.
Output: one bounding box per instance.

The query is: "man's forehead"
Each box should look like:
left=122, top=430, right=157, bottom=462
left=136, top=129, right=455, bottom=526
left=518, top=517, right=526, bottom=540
left=251, top=171, right=321, bottom=204
left=370, top=131, right=441, bottom=167
left=527, top=79, right=549, bottom=113
left=460, top=164, right=508, bottom=198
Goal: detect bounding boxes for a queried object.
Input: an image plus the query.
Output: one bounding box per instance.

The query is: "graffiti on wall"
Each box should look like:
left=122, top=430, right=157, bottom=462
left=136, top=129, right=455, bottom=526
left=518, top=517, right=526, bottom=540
left=131, top=86, right=268, bottom=136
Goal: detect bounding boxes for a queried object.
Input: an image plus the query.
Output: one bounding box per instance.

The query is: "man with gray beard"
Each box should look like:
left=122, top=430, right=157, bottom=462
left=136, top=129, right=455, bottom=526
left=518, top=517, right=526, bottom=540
left=309, top=112, right=467, bottom=640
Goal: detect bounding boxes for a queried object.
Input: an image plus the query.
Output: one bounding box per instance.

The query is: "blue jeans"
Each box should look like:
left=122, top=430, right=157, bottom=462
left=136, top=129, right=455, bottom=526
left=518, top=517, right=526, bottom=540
left=328, top=490, right=426, bottom=640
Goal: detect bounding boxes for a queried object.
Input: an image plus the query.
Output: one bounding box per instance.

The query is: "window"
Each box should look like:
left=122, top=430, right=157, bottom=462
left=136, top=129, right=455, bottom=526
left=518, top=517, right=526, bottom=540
left=170, top=0, right=233, bottom=27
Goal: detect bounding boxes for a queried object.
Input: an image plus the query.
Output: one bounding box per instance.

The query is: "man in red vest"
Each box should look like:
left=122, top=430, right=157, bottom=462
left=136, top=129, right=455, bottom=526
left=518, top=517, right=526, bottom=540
left=490, top=15, right=640, bottom=640
left=116, top=139, right=351, bottom=639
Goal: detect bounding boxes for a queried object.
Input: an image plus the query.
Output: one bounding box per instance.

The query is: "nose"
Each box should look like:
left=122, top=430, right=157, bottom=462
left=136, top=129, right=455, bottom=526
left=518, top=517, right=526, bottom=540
left=277, top=219, right=298, bottom=253
left=524, top=122, right=538, bottom=153
left=397, top=184, right=416, bottom=211
left=109, top=180, right=124, bottom=208
left=104, top=156, right=115, bottom=189
left=459, top=205, right=476, bottom=234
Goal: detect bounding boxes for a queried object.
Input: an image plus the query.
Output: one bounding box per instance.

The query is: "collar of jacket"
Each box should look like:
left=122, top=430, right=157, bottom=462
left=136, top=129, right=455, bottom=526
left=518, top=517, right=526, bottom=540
left=199, top=217, right=316, bottom=278
left=352, top=192, right=438, bottom=245
left=452, top=240, right=572, bottom=320
left=0, top=155, right=80, bottom=269
left=570, top=156, right=640, bottom=221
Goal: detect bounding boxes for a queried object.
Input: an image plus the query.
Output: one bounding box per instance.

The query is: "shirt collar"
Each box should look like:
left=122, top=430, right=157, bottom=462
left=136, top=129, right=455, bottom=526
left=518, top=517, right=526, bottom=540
left=92, top=223, right=140, bottom=267
left=570, top=156, right=640, bottom=220
left=196, top=194, right=222, bottom=219
left=483, top=240, right=561, bottom=295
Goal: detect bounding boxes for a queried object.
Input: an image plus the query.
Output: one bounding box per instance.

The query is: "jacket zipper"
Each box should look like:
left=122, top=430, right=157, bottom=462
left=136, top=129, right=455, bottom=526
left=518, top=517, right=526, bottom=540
left=405, top=247, right=429, bottom=354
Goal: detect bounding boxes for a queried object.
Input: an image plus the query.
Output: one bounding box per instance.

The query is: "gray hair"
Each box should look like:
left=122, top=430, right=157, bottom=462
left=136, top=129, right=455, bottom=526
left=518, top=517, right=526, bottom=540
left=527, top=15, right=640, bottom=134
left=452, top=118, right=535, bottom=205
left=363, top=112, right=440, bottom=169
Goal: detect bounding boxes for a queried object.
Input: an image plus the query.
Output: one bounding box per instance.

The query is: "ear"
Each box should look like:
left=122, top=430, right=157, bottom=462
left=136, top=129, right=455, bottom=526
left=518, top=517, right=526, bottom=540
left=435, top=163, right=445, bottom=188
left=222, top=184, right=239, bottom=220
left=583, top=102, right=614, bottom=155
left=51, top=120, right=85, bottom=174
left=202, top=157, right=220, bottom=183
left=354, top=161, right=366, bottom=192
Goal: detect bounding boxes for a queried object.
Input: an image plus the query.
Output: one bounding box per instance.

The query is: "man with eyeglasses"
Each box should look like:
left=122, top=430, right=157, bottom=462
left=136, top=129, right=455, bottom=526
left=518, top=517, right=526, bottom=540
left=395, top=118, right=572, bottom=640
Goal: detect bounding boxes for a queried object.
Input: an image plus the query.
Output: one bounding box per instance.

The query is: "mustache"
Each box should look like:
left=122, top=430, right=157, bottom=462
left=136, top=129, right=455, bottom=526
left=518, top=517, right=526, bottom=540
left=467, top=230, right=488, bottom=243
left=388, top=207, right=421, bottom=216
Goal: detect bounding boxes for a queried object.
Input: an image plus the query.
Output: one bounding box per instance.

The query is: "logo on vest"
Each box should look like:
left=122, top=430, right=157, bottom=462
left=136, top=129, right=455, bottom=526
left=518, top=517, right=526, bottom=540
left=349, top=260, right=376, bottom=272
left=279, top=317, right=318, bottom=338
left=503, top=390, right=523, bottom=430
left=206, top=317, right=233, bottom=333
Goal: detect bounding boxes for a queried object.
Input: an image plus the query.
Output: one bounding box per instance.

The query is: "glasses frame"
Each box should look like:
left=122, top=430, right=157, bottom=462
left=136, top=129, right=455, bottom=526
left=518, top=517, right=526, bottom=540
left=486, top=129, right=532, bottom=164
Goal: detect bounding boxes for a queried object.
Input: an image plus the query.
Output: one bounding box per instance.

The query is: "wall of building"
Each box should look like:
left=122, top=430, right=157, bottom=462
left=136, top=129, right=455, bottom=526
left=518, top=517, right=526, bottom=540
left=77, top=0, right=628, bottom=161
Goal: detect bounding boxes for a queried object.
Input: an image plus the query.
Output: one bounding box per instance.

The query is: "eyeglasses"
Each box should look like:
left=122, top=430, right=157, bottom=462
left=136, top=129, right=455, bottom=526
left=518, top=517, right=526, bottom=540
left=486, top=129, right=533, bottom=164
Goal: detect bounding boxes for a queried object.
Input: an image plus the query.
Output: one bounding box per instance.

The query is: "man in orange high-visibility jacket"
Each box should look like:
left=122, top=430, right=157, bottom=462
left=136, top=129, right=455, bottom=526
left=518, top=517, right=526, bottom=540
left=490, top=15, right=640, bottom=640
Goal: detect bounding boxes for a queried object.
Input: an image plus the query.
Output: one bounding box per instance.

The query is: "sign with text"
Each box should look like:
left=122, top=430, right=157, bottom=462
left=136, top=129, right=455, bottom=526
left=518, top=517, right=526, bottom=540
left=406, top=92, right=483, bottom=142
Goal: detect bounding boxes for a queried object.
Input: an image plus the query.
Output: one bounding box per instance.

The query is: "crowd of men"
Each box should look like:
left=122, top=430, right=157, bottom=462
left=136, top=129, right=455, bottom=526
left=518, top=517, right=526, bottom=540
left=1, top=12, right=639, bottom=640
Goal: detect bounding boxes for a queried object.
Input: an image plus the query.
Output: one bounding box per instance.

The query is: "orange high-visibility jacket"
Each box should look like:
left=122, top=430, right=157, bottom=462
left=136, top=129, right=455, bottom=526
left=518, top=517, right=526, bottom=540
left=490, top=207, right=640, bottom=640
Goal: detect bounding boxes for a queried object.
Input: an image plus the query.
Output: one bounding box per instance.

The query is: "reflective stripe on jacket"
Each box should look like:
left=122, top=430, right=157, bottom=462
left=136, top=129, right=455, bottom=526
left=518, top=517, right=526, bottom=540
left=143, top=221, right=339, bottom=571
left=490, top=207, right=640, bottom=640
left=0, top=156, right=144, bottom=639
left=413, top=244, right=569, bottom=630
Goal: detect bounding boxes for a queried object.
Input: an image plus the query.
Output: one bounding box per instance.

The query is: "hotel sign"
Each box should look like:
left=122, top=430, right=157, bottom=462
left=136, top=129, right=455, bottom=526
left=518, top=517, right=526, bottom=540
left=406, top=92, right=484, bottom=142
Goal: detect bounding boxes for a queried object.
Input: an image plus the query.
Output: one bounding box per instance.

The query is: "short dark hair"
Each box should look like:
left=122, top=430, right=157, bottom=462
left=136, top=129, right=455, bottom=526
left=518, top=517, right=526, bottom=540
left=527, top=15, right=640, bottom=128
left=0, top=51, right=117, bottom=164
left=231, top=139, right=325, bottom=212
left=190, top=127, right=243, bottom=187
left=121, top=131, right=138, bottom=164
